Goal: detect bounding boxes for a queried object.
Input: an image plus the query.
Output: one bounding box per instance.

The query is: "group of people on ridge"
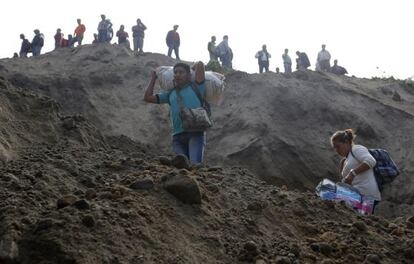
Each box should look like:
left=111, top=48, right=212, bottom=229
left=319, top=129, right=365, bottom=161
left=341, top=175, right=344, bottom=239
left=207, top=35, right=234, bottom=69
left=16, top=15, right=348, bottom=76
left=255, top=44, right=348, bottom=75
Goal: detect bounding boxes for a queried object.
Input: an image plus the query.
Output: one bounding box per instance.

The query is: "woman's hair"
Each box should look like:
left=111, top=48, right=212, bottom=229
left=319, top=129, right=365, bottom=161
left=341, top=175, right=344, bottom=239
left=330, top=129, right=355, bottom=146
left=173, top=63, right=191, bottom=74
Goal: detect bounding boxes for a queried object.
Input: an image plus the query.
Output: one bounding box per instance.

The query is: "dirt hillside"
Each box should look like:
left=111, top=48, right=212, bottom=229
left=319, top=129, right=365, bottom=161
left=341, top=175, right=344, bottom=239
left=0, top=44, right=414, bottom=263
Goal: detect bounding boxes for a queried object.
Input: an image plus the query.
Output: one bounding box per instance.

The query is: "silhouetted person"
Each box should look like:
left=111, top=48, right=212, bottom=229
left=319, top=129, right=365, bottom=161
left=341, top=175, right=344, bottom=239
left=116, top=25, right=129, bottom=45
left=132, top=19, right=147, bottom=53
left=255, top=44, right=271, bottom=73
left=73, top=18, right=86, bottom=46
left=19, top=34, right=31, bottom=58
left=13, top=52, right=19, bottom=59
left=282, top=48, right=292, bottom=73
left=92, top=33, right=99, bottom=44
left=166, top=25, right=180, bottom=60
left=296, top=51, right=311, bottom=70
left=207, top=36, right=217, bottom=61
left=317, top=44, right=331, bottom=72
left=54, top=28, right=62, bottom=49
left=97, top=14, right=112, bottom=42
left=216, top=35, right=232, bottom=68
left=331, top=59, right=348, bottom=75
left=276, top=67, right=280, bottom=73
left=31, top=29, right=44, bottom=56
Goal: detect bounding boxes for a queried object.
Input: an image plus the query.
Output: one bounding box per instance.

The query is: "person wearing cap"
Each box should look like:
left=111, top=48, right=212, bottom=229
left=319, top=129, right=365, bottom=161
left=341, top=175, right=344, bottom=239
left=31, top=29, right=44, bottom=56
left=166, top=25, right=180, bottom=60
left=19, top=34, right=31, bottom=58
left=317, top=44, right=331, bottom=72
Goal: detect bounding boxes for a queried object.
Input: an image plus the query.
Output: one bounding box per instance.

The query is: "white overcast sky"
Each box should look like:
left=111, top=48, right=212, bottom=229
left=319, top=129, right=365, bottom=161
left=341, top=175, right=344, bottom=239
left=0, top=0, right=412, bottom=79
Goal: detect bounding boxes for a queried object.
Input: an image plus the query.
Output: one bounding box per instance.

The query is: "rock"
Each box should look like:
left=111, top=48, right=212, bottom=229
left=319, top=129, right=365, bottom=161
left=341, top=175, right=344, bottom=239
left=0, top=233, right=19, bottom=261
left=255, top=259, right=266, bottom=264
left=73, top=199, right=90, bottom=210
left=365, top=254, right=381, bottom=264
left=130, top=179, right=154, bottom=190
left=310, top=242, right=334, bottom=256
left=98, top=191, right=113, bottom=200
left=320, top=260, right=335, bottom=264
left=407, top=215, right=414, bottom=224
left=62, top=117, right=77, bottom=130
left=57, top=195, right=77, bottom=209
left=392, top=91, right=401, bottom=101
left=170, top=154, right=190, bottom=170
left=159, top=156, right=171, bottom=166
left=244, top=241, right=258, bottom=253
left=406, top=222, right=414, bottom=230
left=163, top=173, right=201, bottom=204
left=320, top=231, right=337, bottom=242
left=247, top=201, right=266, bottom=211
left=353, top=221, right=368, bottom=232
left=82, top=215, right=95, bottom=228
left=274, top=256, right=291, bottom=264
left=85, top=189, right=97, bottom=200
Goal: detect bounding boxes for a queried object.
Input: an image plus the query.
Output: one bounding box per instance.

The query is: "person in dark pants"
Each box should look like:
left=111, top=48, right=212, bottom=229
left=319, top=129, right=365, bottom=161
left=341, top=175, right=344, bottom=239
left=144, top=61, right=207, bottom=166
left=19, top=34, right=31, bottom=58
left=31, top=29, right=44, bottom=56
left=255, top=44, right=271, bottom=73
left=166, top=25, right=180, bottom=60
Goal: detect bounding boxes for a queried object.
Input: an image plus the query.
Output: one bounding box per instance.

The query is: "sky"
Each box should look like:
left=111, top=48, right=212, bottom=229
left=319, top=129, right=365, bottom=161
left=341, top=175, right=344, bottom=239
left=0, top=0, right=413, bottom=79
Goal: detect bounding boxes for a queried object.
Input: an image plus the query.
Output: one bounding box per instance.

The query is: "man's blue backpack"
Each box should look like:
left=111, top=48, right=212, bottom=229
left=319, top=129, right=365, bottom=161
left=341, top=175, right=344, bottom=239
left=352, top=149, right=400, bottom=191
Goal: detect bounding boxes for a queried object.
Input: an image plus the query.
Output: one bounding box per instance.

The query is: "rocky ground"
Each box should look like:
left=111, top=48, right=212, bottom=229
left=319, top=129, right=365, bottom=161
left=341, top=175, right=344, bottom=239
left=0, top=45, right=414, bottom=263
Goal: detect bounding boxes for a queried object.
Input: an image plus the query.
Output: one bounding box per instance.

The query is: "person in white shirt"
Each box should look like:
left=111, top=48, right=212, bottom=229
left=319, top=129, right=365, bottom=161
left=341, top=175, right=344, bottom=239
left=330, top=129, right=381, bottom=211
left=255, top=45, right=271, bottom=73
left=317, top=44, right=331, bottom=72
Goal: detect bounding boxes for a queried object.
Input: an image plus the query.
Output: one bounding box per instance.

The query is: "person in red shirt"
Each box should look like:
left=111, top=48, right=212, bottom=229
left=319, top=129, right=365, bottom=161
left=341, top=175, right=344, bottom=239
left=116, top=25, right=129, bottom=46
left=73, top=18, right=86, bottom=46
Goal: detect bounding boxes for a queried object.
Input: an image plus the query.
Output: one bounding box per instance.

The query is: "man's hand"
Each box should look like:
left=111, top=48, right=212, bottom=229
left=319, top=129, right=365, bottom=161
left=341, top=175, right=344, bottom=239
left=344, top=173, right=355, bottom=184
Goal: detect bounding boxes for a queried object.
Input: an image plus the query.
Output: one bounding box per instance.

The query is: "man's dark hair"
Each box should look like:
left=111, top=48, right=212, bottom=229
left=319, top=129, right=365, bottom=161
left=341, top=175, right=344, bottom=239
left=173, top=63, right=191, bottom=74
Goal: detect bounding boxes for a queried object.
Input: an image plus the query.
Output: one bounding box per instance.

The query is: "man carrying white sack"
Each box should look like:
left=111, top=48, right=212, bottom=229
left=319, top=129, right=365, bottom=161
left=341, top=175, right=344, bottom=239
left=144, top=61, right=211, bottom=168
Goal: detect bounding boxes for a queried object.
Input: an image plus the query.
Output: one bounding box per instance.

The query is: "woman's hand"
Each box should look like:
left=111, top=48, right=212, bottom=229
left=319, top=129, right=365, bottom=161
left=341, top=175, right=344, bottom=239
left=344, top=172, right=355, bottom=184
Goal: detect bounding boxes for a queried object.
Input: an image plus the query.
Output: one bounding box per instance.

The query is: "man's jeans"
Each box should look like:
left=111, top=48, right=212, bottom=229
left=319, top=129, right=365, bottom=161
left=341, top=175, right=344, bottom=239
left=167, top=44, right=180, bottom=60
left=284, top=63, right=292, bottom=73
left=259, top=61, right=269, bottom=73
left=172, top=132, right=206, bottom=164
left=32, top=46, right=42, bottom=56
left=133, top=37, right=144, bottom=52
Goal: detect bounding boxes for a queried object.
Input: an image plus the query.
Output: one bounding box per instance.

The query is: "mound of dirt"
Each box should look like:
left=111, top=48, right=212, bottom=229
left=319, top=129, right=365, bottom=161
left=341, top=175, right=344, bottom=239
left=1, top=44, right=413, bottom=217
left=1, top=44, right=414, bottom=263
left=1, top=129, right=414, bottom=264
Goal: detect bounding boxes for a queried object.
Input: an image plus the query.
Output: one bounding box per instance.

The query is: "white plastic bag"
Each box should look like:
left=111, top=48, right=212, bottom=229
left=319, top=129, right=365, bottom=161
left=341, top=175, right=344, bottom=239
left=155, top=66, right=225, bottom=105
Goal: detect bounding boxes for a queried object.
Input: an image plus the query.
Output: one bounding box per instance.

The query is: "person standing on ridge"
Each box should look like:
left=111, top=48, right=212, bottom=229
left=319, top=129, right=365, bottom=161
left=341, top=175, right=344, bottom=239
left=166, top=25, right=180, bottom=60
left=132, top=18, right=147, bottom=54
left=317, top=44, right=331, bottom=72
left=282, top=48, right=292, bottom=73
left=97, top=14, right=112, bottom=42
left=19, top=34, right=31, bottom=58
left=296, top=51, right=311, bottom=70
left=73, top=18, right=86, bottom=46
left=31, top=29, right=44, bottom=56
left=144, top=61, right=207, bottom=166
left=216, top=35, right=232, bottom=69
left=255, top=44, right=271, bottom=73
left=54, top=28, right=62, bottom=49
left=207, top=36, right=217, bottom=62
left=116, top=25, right=129, bottom=45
